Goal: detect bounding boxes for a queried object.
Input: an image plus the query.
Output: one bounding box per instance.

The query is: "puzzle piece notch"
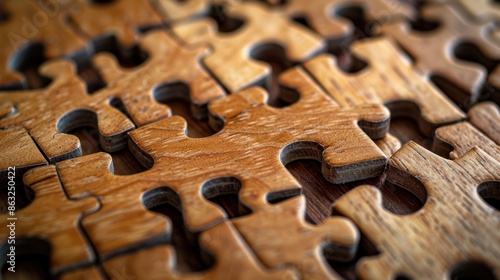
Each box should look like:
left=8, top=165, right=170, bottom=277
left=0, top=0, right=87, bottom=88
left=0, top=30, right=225, bottom=165
left=303, top=36, right=465, bottom=137
left=0, top=165, right=99, bottom=274
left=334, top=141, right=500, bottom=279
left=172, top=1, right=325, bottom=93
left=377, top=3, right=500, bottom=100
left=69, top=0, right=163, bottom=47
left=56, top=66, right=388, bottom=257
left=234, top=195, right=359, bottom=280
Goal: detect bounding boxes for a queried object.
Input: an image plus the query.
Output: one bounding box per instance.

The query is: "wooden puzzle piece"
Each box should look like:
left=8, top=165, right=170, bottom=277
left=70, top=0, right=162, bottom=47
left=375, top=134, right=401, bottom=157
left=0, top=30, right=224, bottom=164
left=55, top=66, right=388, bottom=256
left=0, top=126, right=47, bottom=184
left=60, top=267, right=105, bottom=280
left=172, top=1, right=324, bottom=92
left=434, top=102, right=500, bottom=161
left=377, top=3, right=500, bottom=100
left=334, top=141, right=500, bottom=279
left=0, top=165, right=99, bottom=274
left=234, top=195, right=359, bottom=280
left=0, top=0, right=86, bottom=88
left=455, top=0, right=500, bottom=22
left=486, top=66, right=500, bottom=105
left=434, top=121, right=499, bottom=162
left=103, top=221, right=298, bottom=279
left=152, top=0, right=208, bottom=22
left=281, top=0, right=415, bottom=47
left=303, top=37, right=465, bottom=137
left=468, top=102, right=500, bottom=144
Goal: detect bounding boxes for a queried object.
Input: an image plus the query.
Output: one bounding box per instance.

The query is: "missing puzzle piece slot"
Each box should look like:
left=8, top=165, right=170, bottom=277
left=201, top=177, right=252, bottom=219
left=0, top=238, right=51, bottom=279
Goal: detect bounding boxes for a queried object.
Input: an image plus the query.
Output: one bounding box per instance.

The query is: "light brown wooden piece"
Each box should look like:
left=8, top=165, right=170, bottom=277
left=0, top=0, right=86, bottom=88
left=334, top=141, right=500, bottom=279
left=378, top=3, right=500, bottom=97
left=70, top=0, right=162, bottom=46
left=456, top=0, right=500, bottom=22
left=0, top=165, right=99, bottom=273
left=60, top=267, right=105, bottom=280
left=56, top=67, right=388, bottom=256
left=304, top=37, right=465, bottom=136
left=0, top=30, right=224, bottom=164
left=375, top=134, right=401, bottom=157
left=234, top=195, right=359, bottom=280
left=0, top=126, right=46, bottom=183
left=172, top=1, right=324, bottom=92
left=282, top=0, right=415, bottom=48
left=152, top=0, right=208, bottom=22
left=434, top=121, right=499, bottom=161
left=103, top=221, right=297, bottom=280
left=468, top=102, right=500, bottom=144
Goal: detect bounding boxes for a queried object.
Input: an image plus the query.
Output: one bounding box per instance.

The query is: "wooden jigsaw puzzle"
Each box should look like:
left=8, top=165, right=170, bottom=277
left=0, top=0, right=499, bottom=279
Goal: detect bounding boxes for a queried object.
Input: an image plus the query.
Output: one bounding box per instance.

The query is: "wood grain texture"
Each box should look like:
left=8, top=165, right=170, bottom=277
left=70, top=0, right=162, bottom=46
left=172, top=1, right=325, bottom=92
left=0, top=0, right=86, bottom=88
left=377, top=3, right=500, bottom=98
left=0, top=30, right=224, bottom=165
left=233, top=195, right=359, bottom=280
left=54, top=66, right=388, bottom=257
left=468, top=101, right=500, bottom=144
left=374, top=133, right=401, bottom=157
left=0, top=165, right=99, bottom=274
left=152, top=0, right=208, bottom=22
left=334, top=141, right=500, bottom=279
left=303, top=36, right=465, bottom=136
left=0, top=126, right=46, bottom=183
left=103, top=221, right=297, bottom=280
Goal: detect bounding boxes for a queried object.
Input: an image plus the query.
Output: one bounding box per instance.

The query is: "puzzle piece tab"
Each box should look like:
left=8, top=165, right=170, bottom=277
left=103, top=221, right=297, bottom=279
left=234, top=195, right=359, bottom=280
left=172, top=1, right=324, bottom=92
left=334, top=142, right=500, bottom=279
left=0, top=30, right=224, bottom=165
left=303, top=36, right=465, bottom=136
left=151, top=0, right=208, bottom=23
left=56, top=66, right=388, bottom=257
left=0, top=165, right=99, bottom=273
left=378, top=3, right=500, bottom=101
left=468, top=102, right=500, bottom=144
left=0, top=0, right=86, bottom=88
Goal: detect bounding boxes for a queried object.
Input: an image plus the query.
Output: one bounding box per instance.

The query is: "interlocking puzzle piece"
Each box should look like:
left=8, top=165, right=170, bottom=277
left=234, top=195, right=359, bottom=280
left=378, top=3, right=500, bottom=100
left=486, top=66, right=500, bottom=105
left=60, top=267, right=105, bottom=280
left=434, top=102, right=500, bottom=162
left=70, top=0, right=162, bottom=47
left=0, top=30, right=224, bottom=164
left=56, top=66, right=388, bottom=257
left=0, top=165, right=99, bottom=273
left=455, top=0, right=500, bottom=22
left=0, top=0, right=86, bottom=88
left=103, top=221, right=297, bottom=279
left=0, top=126, right=47, bottom=183
left=282, top=0, right=415, bottom=47
left=375, top=133, right=401, bottom=157
left=172, top=1, right=324, bottom=92
left=303, top=37, right=465, bottom=136
left=334, top=141, right=500, bottom=279
left=468, top=102, right=500, bottom=144
left=152, top=0, right=208, bottom=22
